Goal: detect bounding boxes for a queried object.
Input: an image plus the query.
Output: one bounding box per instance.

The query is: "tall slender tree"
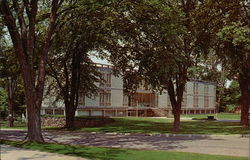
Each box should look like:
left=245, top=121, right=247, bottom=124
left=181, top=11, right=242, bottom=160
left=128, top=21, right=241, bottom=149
left=197, top=0, right=250, bottom=126
left=46, top=0, right=113, bottom=128
left=0, top=0, right=63, bottom=142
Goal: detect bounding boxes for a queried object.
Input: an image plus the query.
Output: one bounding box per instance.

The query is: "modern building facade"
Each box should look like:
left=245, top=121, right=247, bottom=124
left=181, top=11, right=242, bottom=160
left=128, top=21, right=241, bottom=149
left=41, top=63, right=217, bottom=117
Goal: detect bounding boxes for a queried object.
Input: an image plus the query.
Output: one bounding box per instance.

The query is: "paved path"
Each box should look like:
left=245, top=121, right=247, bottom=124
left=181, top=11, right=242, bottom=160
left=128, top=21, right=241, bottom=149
left=0, top=130, right=249, bottom=157
left=0, top=145, right=87, bottom=160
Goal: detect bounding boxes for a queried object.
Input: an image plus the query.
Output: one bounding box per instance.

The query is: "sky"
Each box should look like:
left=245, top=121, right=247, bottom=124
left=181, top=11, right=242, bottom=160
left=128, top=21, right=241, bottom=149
left=90, top=55, right=111, bottom=65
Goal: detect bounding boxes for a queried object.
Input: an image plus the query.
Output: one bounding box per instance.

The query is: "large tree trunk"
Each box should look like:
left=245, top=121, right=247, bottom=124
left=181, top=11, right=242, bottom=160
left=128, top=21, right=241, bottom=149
left=0, top=0, right=60, bottom=142
left=26, top=96, right=44, bottom=142
left=7, top=96, right=14, bottom=127
left=167, top=77, right=185, bottom=132
left=7, top=77, right=16, bottom=127
left=172, top=105, right=181, bottom=132
left=65, top=103, right=76, bottom=128
left=239, top=72, right=250, bottom=126
left=7, top=95, right=14, bottom=127
left=64, top=52, right=81, bottom=128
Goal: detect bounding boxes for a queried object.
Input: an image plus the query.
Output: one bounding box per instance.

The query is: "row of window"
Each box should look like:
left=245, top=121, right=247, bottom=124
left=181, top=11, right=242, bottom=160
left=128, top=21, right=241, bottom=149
left=99, top=90, right=111, bottom=106
left=193, top=96, right=211, bottom=108
left=80, top=92, right=214, bottom=108
left=193, top=83, right=210, bottom=95
left=98, top=72, right=214, bottom=96
left=167, top=95, right=213, bottom=108
left=100, top=72, right=111, bottom=87
left=78, top=95, right=216, bottom=109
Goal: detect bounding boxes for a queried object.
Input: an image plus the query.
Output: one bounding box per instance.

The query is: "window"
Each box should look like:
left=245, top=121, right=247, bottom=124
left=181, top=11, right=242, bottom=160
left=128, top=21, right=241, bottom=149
left=193, top=83, right=199, bottom=94
left=129, top=93, right=156, bottom=107
left=204, top=96, right=209, bottom=107
left=182, top=86, right=187, bottom=107
left=193, top=96, right=199, bottom=107
left=99, top=90, right=111, bottom=106
left=182, top=94, right=187, bottom=108
left=54, top=109, right=64, bottom=115
left=78, top=92, right=85, bottom=105
left=204, top=85, right=209, bottom=95
left=45, top=109, right=53, bottom=115
left=167, top=95, right=171, bottom=108
left=193, top=83, right=199, bottom=107
left=123, top=94, right=129, bottom=106
left=100, top=72, right=111, bottom=87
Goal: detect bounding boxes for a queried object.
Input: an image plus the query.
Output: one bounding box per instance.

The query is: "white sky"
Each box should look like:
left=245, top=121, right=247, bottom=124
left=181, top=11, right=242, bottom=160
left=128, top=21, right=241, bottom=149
left=90, top=55, right=111, bottom=65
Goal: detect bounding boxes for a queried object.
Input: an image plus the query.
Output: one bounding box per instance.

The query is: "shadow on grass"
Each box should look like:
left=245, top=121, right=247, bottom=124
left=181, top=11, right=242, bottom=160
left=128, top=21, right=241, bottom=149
left=1, top=139, right=248, bottom=160
left=0, top=139, right=128, bottom=160
left=50, top=117, right=250, bottom=135
left=0, top=129, right=221, bottom=152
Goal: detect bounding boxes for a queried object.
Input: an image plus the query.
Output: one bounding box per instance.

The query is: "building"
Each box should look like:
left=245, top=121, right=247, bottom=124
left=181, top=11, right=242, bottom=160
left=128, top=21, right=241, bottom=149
left=41, top=63, right=217, bottom=117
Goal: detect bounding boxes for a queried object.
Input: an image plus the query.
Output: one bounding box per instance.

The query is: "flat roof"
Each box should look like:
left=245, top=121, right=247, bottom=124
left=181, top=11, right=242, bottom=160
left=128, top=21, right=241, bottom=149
left=92, top=63, right=216, bottom=85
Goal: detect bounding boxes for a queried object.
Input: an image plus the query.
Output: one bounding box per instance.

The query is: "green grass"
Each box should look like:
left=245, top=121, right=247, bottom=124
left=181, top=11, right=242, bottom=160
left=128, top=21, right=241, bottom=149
left=0, top=120, right=27, bottom=129
left=0, top=140, right=248, bottom=160
left=1, top=113, right=249, bottom=135
left=49, top=117, right=250, bottom=135
left=181, top=113, right=241, bottom=120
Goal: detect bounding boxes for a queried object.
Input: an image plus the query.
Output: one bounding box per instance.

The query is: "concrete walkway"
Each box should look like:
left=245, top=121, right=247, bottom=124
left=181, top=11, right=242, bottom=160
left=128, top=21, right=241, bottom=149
left=1, top=130, right=249, bottom=157
left=1, top=145, right=87, bottom=160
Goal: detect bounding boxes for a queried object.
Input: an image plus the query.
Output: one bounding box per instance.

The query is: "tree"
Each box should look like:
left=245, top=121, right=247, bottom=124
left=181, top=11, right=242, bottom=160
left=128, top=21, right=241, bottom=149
left=222, top=80, right=241, bottom=112
left=217, top=22, right=250, bottom=126
left=0, top=87, right=7, bottom=119
left=0, top=17, right=20, bottom=127
left=0, top=0, right=63, bottom=142
left=0, top=48, right=19, bottom=127
left=46, top=0, right=112, bottom=128
left=188, top=52, right=229, bottom=112
left=198, top=0, right=250, bottom=126
left=102, top=0, right=212, bottom=131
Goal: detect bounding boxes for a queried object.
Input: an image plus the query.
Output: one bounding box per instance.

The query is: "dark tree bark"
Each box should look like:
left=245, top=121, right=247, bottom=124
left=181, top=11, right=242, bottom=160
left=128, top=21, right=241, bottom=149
left=167, top=70, right=186, bottom=132
left=65, top=103, right=76, bottom=128
left=7, top=76, right=16, bottom=127
left=47, top=51, right=82, bottom=128
left=0, top=0, right=61, bottom=142
left=65, top=52, right=82, bottom=128
left=239, top=70, right=250, bottom=126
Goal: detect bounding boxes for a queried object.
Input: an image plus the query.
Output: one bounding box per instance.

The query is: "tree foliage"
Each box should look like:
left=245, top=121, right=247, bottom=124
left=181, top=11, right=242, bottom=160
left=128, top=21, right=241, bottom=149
left=100, top=0, right=213, bottom=131
left=46, top=0, right=114, bottom=128
left=0, top=0, right=64, bottom=141
left=222, top=80, right=241, bottom=112
left=199, top=0, right=250, bottom=126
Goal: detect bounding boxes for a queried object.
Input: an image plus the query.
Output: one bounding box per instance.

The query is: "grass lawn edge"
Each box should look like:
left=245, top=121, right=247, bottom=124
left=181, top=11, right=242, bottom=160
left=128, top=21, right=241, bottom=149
left=0, top=139, right=248, bottom=160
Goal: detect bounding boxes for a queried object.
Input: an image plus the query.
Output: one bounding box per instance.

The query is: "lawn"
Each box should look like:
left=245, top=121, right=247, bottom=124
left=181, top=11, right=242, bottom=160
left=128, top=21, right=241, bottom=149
left=1, top=113, right=249, bottom=135
left=0, top=120, right=27, bottom=129
left=66, top=117, right=249, bottom=135
left=1, top=140, right=248, bottom=160
left=181, top=113, right=241, bottom=120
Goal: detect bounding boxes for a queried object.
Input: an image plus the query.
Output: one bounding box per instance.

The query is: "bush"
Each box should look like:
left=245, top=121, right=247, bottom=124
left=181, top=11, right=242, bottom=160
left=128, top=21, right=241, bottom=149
left=0, top=87, right=7, bottom=120
left=225, top=104, right=237, bottom=113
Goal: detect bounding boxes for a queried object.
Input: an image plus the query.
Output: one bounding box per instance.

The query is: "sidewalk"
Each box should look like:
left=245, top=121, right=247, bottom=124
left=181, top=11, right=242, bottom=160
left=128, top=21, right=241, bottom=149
left=1, top=130, right=249, bottom=157
left=0, top=145, right=88, bottom=160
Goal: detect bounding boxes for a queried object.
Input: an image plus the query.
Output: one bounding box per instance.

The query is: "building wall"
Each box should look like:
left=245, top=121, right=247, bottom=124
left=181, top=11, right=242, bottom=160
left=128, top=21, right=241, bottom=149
left=111, top=90, right=123, bottom=107
left=41, top=65, right=217, bottom=116
left=158, top=91, right=168, bottom=108
left=85, top=96, right=99, bottom=107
